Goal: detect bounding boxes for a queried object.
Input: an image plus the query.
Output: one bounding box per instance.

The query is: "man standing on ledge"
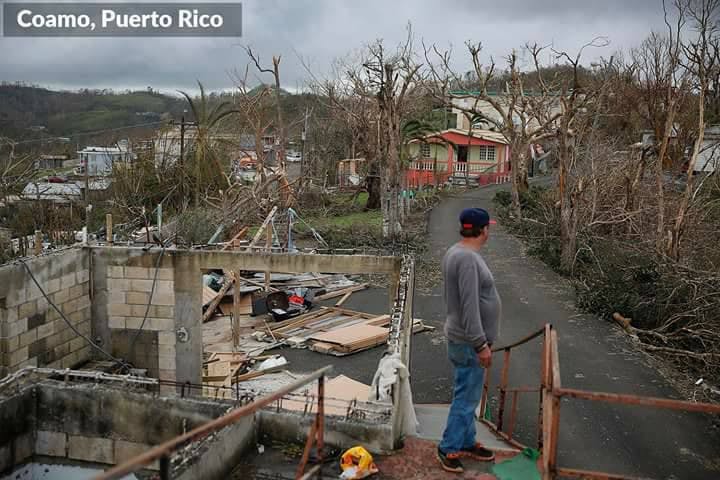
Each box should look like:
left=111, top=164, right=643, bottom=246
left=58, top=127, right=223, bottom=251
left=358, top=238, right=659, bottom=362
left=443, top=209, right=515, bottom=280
left=437, top=207, right=501, bottom=473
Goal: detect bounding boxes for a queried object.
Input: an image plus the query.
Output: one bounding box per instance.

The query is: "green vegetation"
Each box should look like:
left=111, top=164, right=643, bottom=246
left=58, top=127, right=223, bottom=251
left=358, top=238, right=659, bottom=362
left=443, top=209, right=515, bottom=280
left=0, top=83, right=185, bottom=139
left=306, top=209, right=383, bottom=231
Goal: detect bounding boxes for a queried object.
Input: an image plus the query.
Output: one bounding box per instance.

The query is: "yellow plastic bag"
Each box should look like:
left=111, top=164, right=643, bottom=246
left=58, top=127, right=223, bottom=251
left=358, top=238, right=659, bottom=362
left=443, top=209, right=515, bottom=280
left=339, top=446, right=379, bottom=479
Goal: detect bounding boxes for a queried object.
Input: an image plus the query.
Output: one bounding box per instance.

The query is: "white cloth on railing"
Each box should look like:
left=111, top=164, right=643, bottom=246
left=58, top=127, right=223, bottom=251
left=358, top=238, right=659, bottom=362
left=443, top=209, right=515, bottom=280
left=368, top=352, right=418, bottom=436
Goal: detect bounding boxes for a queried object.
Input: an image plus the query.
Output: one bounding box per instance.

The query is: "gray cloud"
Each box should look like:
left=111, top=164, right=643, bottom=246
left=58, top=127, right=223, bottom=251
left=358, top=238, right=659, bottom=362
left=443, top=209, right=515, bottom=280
left=0, top=0, right=669, bottom=93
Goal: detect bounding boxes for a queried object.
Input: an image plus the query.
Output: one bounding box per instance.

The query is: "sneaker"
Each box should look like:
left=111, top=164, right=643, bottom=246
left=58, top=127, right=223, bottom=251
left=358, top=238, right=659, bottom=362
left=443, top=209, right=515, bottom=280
left=436, top=448, right=464, bottom=473
left=461, top=443, right=495, bottom=461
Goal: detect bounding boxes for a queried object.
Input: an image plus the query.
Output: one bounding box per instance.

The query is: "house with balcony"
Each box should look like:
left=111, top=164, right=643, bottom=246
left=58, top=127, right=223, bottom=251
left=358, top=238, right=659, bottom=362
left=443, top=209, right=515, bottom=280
left=406, top=129, right=510, bottom=187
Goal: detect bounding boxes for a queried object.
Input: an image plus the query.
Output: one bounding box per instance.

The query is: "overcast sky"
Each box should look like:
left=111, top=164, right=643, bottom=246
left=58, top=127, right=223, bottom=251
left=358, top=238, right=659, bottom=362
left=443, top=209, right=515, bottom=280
left=0, top=0, right=669, bottom=94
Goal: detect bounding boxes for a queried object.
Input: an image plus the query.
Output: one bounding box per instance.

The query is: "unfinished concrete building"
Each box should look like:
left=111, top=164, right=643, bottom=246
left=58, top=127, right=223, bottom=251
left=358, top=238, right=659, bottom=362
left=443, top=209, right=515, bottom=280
left=4, top=246, right=720, bottom=480
left=0, top=246, right=416, bottom=479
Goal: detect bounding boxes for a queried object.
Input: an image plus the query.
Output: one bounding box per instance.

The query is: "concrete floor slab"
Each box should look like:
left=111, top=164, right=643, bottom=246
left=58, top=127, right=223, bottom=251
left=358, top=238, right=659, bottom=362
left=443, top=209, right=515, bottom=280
left=414, top=404, right=515, bottom=452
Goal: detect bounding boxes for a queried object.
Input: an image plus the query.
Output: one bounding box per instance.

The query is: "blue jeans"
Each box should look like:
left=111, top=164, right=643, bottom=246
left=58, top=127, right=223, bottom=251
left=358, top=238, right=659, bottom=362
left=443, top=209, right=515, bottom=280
left=439, top=341, right=485, bottom=454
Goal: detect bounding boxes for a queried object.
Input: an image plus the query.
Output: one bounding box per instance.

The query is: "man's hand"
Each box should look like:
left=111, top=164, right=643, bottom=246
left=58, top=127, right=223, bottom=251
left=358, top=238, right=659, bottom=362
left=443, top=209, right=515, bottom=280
left=477, top=344, right=492, bottom=368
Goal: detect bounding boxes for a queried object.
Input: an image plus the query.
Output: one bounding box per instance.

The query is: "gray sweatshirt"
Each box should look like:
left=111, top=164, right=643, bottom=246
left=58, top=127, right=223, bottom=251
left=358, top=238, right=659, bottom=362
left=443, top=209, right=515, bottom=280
left=442, top=243, right=502, bottom=349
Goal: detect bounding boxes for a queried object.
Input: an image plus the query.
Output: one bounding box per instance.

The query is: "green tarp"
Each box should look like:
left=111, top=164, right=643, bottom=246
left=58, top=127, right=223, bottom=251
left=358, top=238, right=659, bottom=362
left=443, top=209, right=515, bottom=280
left=490, top=448, right=541, bottom=480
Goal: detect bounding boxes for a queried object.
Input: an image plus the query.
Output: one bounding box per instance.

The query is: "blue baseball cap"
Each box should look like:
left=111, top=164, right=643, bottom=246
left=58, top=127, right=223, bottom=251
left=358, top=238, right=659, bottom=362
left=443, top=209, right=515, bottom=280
left=459, top=208, right=496, bottom=228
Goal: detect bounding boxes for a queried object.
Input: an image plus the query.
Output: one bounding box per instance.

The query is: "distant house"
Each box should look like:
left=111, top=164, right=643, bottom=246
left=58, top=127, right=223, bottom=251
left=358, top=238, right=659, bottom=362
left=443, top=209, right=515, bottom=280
left=20, top=179, right=110, bottom=204
left=641, top=125, right=719, bottom=173
left=337, top=158, right=366, bottom=188
left=21, top=182, right=81, bottom=203
left=34, top=154, right=72, bottom=170
left=448, top=92, right=562, bottom=132
left=77, top=142, right=133, bottom=176
left=154, top=127, right=269, bottom=167
left=406, top=129, right=510, bottom=187
left=696, top=125, right=720, bottom=173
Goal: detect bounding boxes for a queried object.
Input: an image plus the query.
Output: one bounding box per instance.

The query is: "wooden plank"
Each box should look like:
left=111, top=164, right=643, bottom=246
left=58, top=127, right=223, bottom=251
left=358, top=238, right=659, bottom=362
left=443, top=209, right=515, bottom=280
left=232, top=272, right=241, bottom=348
left=264, top=222, right=272, bottom=291
left=277, top=315, right=351, bottom=339
left=364, top=314, right=391, bottom=327
left=272, top=310, right=338, bottom=334
left=231, top=364, right=286, bottom=384
left=202, top=273, right=235, bottom=323
left=267, top=309, right=326, bottom=331
left=322, top=305, right=377, bottom=319
left=211, top=352, right=247, bottom=364
left=246, top=206, right=278, bottom=250
left=279, top=312, right=348, bottom=333
left=314, top=284, right=367, bottom=301
left=221, top=226, right=248, bottom=250
left=238, top=275, right=280, bottom=293
left=335, top=291, right=352, bottom=307
left=309, top=324, right=388, bottom=348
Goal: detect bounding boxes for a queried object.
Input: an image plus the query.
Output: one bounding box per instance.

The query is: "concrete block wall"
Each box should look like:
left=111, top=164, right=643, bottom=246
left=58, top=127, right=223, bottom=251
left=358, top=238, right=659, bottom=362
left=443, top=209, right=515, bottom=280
left=105, top=265, right=176, bottom=383
left=1, top=382, right=241, bottom=476
left=33, top=383, right=235, bottom=473
left=91, top=247, right=203, bottom=388
left=0, top=249, right=92, bottom=377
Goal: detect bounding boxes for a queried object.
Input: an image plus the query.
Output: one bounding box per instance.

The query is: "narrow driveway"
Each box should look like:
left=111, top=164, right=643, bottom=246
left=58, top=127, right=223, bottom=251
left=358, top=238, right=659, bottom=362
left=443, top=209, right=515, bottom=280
left=411, top=182, right=720, bottom=479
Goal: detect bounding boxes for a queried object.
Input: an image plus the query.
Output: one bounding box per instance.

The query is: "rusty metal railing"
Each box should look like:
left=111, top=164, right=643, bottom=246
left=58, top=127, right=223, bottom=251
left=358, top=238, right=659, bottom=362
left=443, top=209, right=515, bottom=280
left=93, top=366, right=333, bottom=480
left=481, top=326, right=720, bottom=479
left=479, top=324, right=551, bottom=451
left=542, top=331, right=720, bottom=480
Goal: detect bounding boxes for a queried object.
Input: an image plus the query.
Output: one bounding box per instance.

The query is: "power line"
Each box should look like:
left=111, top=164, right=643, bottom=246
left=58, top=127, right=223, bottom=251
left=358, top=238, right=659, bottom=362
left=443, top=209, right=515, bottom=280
left=128, top=246, right=166, bottom=361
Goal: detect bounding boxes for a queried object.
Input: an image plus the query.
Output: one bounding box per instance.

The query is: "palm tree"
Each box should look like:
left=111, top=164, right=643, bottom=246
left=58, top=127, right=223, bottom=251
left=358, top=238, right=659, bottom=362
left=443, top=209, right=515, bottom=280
left=400, top=119, right=440, bottom=166
left=178, top=81, right=239, bottom=207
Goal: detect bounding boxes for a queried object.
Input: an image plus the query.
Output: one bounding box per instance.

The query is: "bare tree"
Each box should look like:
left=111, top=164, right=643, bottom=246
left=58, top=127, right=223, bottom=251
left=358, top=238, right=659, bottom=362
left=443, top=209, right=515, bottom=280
left=361, top=34, right=423, bottom=237
left=230, top=65, right=275, bottom=185
left=307, top=29, right=422, bottom=236
left=0, top=138, right=34, bottom=207
left=551, top=39, right=612, bottom=272
left=667, top=0, right=720, bottom=259
left=245, top=47, right=287, bottom=173
left=307, top=53, right=383, bottom=208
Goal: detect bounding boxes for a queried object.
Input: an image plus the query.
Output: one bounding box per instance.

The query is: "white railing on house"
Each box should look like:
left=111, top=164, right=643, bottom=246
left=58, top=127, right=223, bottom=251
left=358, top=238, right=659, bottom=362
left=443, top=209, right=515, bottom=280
left=411, top=160, right=447, bottom=172
left=452, top=162, right=495, bottom=174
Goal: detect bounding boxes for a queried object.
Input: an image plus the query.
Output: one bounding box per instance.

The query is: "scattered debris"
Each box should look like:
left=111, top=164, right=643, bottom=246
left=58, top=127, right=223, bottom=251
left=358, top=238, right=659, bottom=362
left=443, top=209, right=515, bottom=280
left=340, top=445, right=379, bottom=479
left=250, top=305, right=432, bottom=356
left=202, top=353, right=289, bottom=393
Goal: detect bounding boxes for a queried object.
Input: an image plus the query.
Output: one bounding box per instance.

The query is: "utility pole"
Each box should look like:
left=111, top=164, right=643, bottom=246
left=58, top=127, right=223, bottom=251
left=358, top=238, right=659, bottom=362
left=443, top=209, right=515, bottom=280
left=172, top=113, right=196, bottom=205
left=300, top=106, right=310, bottom=178
left=179, top=115, right=185, bottom=168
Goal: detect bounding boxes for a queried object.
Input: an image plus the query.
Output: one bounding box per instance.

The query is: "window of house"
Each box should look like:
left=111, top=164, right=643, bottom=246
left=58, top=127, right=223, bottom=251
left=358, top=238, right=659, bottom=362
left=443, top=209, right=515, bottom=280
left=478, top=145, right=496, bottom=162
left=420, top=143, right=431, bottom=158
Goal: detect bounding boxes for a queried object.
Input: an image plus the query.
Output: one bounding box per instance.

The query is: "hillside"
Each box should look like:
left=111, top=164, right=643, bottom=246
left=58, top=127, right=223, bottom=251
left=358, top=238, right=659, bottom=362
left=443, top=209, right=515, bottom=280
left=0, top=83, right=186, bottom=140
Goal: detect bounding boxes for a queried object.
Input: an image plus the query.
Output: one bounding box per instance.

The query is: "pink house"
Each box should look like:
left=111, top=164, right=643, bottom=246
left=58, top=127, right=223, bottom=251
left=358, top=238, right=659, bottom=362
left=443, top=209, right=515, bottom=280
left=406, top=129, right=511, bottom=187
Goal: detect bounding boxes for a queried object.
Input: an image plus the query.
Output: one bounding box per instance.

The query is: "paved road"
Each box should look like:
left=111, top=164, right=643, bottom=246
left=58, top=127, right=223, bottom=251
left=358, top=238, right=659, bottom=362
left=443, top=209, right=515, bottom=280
left=278, top=182, right=720, bottom=478
left=410, top=182, right=720, bottom=479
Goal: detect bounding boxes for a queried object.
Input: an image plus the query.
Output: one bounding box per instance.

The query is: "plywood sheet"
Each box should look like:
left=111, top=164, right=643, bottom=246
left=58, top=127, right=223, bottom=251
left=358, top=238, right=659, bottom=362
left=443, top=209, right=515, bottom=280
left=309, top=324, right=388, bottom=347
left=217, top=293, right=253, bottom=315
left=202, top=285, right=218, bottom=306
left=281, top=375, right=370, bottom=416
